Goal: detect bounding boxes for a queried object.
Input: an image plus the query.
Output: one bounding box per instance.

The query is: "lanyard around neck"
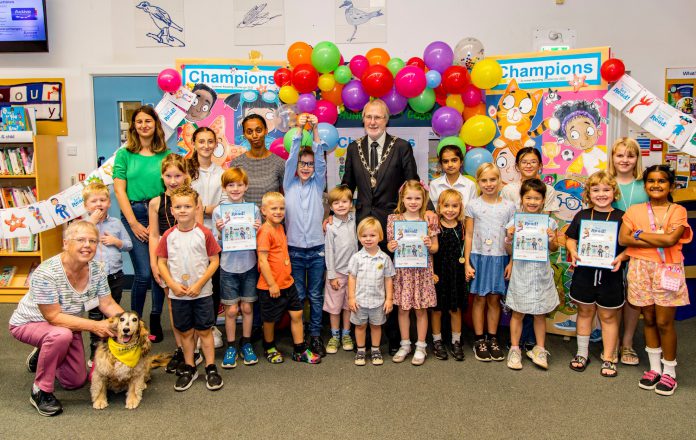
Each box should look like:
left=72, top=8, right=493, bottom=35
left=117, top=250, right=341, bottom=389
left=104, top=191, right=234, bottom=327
left=647, top=202, right=671, bottom=262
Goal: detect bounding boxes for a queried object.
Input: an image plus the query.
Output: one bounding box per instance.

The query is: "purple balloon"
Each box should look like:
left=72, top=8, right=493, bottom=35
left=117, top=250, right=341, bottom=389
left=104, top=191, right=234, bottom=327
left=342, top=80, right=370, bottom=112
left=431, top=106, right=464, bottom=137
left=423, top=41, right=454, bottom=74
left=382, top=86, right=408, bottom=115
left=296, top=93, right=317, bottom=113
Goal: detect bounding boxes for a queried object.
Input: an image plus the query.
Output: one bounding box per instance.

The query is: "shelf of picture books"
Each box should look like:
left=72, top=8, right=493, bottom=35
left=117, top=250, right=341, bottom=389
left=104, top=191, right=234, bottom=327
left=0, top=125, right=62, bottom=302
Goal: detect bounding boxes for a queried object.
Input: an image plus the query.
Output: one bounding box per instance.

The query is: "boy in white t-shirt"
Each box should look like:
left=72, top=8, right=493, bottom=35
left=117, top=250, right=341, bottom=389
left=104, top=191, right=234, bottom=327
left=156, top=186, right=222, bottom=392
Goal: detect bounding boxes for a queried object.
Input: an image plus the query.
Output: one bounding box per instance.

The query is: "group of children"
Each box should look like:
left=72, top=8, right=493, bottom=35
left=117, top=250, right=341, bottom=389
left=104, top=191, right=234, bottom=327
left=83, top=126, right=691, bottom=396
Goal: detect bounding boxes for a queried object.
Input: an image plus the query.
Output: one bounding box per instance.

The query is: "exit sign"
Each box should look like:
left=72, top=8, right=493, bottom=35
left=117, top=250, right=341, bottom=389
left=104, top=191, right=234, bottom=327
left=540, top=45, right=570, bottom=52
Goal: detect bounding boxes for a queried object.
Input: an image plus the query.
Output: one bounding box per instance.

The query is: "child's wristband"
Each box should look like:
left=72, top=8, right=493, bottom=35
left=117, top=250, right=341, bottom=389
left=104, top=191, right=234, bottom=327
left=633, top=229, right=643, bottom=240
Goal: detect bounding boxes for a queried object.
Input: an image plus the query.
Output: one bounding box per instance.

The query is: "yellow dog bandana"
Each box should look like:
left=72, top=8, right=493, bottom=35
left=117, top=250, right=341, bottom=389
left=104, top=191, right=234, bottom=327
left=107, top=338, right=142, bottom=368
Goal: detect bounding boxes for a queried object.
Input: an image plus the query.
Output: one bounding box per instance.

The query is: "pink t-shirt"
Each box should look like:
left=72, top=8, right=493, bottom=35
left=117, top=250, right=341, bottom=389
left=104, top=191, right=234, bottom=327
left=156, top=223, right=221, bottom=300
left=623, top=203, right=692, bottom=264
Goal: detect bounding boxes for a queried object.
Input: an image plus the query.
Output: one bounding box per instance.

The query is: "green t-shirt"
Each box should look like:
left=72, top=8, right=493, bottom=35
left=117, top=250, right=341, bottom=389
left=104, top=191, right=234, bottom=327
left=612, top=180, right=649, bottom=211
left=112, top=148, right=170, bottom=201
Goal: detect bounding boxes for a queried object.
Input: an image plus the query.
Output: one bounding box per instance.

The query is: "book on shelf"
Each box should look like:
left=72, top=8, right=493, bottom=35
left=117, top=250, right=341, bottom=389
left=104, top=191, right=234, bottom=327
left=24, top=261, right=39, bottom=287
left=0, top=107, right=26, bottom=131
left=0, top=265, right=17, bottom=287
left=0, top=146, right=34, bottom=175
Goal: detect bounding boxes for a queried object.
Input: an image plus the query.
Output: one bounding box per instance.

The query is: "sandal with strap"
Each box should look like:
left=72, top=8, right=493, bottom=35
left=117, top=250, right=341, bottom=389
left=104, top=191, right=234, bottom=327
left=620, top=346, right=639, bottom=366
left=600, top=360, right=618, bottom=378
left=569, top=355, right=590, bottom=372
left=265, top=348, right=284, bottom=364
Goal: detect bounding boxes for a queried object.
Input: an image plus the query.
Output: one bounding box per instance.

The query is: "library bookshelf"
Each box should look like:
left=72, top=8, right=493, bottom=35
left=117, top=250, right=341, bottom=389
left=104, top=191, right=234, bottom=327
left=0, top=134, right=62, bottom=302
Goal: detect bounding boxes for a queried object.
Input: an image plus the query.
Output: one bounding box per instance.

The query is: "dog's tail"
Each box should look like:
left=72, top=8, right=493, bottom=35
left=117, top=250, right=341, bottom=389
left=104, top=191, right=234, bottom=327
left=147, top=353, right=172, bottom=369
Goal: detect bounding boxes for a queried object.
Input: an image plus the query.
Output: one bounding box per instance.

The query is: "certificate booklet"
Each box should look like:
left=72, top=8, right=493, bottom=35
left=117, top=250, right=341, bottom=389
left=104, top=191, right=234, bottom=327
left=220, top=203, right=256, bottom=251
left=577, top=220, right=618, bottom=269
left=393, top=221, right=428, bottom=268
left=512, top=213, right=549, bottom=262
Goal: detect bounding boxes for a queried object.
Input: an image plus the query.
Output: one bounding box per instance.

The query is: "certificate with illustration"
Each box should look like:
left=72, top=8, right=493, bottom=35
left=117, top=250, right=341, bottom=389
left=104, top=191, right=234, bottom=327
left=393, top=221, right=428, bottom=268
left=220, top=203, right=256, bottom=251
left=512, top=213, right=549, bottom=262
left=577, top=220, right=618, bottom=269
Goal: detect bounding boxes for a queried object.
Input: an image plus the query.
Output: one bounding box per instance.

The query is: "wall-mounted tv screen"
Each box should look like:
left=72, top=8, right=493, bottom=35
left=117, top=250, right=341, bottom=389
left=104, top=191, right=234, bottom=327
left=0, top=0, right=48, bottom=52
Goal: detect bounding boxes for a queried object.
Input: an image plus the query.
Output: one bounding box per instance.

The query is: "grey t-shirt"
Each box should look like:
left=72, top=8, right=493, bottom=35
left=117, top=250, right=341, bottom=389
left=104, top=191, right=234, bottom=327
left=229, top=152, right=285, bottom=207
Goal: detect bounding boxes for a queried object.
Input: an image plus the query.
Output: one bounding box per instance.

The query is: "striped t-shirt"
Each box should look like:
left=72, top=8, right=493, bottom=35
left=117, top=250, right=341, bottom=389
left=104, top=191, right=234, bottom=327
left=229, top=152, right=285, bottom=207
left=9, top=255, right=111, bottom=327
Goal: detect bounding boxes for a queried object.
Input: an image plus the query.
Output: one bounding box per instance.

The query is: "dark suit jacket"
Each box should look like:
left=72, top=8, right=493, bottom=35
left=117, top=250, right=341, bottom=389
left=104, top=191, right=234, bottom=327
left=341, top=133, right=419, bottom=240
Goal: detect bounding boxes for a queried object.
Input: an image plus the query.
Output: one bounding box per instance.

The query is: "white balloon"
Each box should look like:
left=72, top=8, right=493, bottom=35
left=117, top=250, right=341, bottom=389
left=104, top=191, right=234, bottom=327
left=454, top=37, right=485, bottom=70
left=273, top=104, right=298, bottom=133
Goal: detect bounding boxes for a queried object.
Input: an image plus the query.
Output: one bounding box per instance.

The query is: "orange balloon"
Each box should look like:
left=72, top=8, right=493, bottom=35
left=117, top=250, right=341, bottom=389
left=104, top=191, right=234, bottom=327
left=321, top=83, right=344, bottom=107
left=287, top=41, right=312, bottom=67
left=462, top=102, right=486, bottom=120
left=366, top=48, right=390, bottom=66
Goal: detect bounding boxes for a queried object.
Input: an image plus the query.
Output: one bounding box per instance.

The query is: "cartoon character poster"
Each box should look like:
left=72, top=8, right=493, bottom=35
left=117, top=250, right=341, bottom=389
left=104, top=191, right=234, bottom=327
left=175, top=60, right=286, bottom=168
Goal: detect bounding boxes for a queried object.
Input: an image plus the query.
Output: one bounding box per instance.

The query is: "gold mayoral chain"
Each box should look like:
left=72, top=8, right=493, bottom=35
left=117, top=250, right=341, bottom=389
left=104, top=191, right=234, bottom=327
left=356, top=136, right=398, bottom=188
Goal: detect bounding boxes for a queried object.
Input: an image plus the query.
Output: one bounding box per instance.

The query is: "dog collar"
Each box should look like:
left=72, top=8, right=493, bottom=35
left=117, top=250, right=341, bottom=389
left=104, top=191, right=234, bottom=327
left=107, top=338, right=142, bottom=368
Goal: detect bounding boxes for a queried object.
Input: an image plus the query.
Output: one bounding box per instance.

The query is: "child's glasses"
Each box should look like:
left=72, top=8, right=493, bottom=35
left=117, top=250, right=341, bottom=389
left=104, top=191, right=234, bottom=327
left=299, top=161, right=315, bottom=168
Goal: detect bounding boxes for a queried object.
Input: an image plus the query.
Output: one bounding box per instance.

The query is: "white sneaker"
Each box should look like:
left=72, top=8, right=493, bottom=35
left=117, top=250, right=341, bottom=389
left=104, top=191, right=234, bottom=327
left=411, top=346, right=427, bottom=366
left=392, top=345, right=411, bottom=363
left=212, top=327, right=224, bottom=349
left=507, top=348, right=523, bottom=370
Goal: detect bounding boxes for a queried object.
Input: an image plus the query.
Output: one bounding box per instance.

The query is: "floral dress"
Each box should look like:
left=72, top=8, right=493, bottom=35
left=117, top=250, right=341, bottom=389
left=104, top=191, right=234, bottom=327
left=387, top=214, right=439, bottom=310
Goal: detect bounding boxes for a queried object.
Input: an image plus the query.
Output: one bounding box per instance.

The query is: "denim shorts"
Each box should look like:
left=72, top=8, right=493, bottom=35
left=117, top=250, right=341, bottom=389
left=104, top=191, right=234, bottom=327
left=220, top=266, right=259, bottom=305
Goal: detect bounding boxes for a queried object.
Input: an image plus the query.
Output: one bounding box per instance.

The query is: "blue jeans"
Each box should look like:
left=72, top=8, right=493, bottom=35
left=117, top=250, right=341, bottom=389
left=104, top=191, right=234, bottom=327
left=288, top=245, right=325, bottom=337
left=122, top=201, right=164, bottom=317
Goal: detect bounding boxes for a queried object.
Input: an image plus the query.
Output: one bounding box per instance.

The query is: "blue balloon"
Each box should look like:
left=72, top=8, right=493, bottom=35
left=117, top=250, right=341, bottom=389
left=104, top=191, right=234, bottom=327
left=463, top=147, right=493, bottom=176
left=425, top=70, right=442, bottom=89
left=317, top=122, right=339, bottom=152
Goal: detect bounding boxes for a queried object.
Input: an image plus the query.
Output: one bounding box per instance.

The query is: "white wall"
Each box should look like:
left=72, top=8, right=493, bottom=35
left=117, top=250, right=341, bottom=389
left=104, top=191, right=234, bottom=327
left=1, top=0, right=694, bottom=189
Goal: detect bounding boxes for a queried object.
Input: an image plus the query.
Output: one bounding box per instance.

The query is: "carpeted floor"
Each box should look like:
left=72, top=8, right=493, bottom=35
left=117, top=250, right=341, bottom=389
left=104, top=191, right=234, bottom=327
left=1, top=295, right=694, bottom=439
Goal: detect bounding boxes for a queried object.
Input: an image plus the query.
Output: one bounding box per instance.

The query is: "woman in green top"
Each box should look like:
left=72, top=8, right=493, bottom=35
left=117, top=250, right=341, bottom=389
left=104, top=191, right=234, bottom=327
left=608, top=137, right=648, bottom=366
left=113, top=105, right=170, bottom=341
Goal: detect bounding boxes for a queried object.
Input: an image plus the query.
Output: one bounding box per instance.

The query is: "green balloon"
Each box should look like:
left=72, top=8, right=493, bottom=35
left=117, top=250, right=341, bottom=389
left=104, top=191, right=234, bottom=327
left=437, top=136, right=466, bottom=156
left=284, top=128, right=313, bottom=153
left=334, top=65, right=352, bottom=84
left=311, top=41, right=341, bottom=74
left=386, top=57, right=405, bottom=76
left=408, top=88, right=436, bottom=113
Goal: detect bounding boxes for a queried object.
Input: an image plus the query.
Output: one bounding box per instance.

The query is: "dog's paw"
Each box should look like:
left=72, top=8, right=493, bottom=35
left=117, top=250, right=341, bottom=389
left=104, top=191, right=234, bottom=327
left=92, top=399, right=108, bottom=410
left=125, top=397, right=141, bottom=410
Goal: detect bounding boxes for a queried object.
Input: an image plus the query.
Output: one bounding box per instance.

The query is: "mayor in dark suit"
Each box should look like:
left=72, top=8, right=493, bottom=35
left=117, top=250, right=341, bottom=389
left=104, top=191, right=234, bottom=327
left=341, top=99, right=420, bottom=249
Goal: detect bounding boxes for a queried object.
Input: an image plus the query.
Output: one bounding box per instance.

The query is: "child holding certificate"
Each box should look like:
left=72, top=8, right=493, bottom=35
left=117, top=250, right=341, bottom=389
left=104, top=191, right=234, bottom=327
left=565, top=171, right=627, bottom=377
left=619, top=165, right=692, bottom=396
left=504, top=178, right=559, bottom=370
left=386, top=180, right=439, bottom=366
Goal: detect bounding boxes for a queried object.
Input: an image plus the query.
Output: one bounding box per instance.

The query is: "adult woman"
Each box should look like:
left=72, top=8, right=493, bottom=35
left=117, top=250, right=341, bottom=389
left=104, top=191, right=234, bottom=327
left=229, top=114, right=285, bottom=207
left=113, top=105, right=170, bottom=341
left=9, top=221, right=124, bottom=417
left=608, top=137, right=648, bottom=366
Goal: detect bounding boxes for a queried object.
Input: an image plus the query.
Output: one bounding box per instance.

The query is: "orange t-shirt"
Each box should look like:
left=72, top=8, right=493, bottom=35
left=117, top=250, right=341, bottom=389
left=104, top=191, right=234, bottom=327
left=256, top=222, right=294, bottom=290
left=623, top=203, right=692, bottom=264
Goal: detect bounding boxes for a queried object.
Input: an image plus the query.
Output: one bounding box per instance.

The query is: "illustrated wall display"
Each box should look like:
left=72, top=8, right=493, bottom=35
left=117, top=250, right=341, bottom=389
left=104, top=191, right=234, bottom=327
left=335, top=0, right=386, bottom=44
left=134, top=0, right=185, bottom=48
left=0, top=78, right=67, bottom=135
left=233, top=0, right=284, bottom=46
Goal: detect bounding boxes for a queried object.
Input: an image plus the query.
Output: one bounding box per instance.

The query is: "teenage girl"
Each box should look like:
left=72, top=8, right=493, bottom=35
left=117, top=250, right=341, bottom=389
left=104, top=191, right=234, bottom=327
left=566, top=171, right=628, bottom=377
left=608, top=137, right=648, bottom=366
left=432, top=189, right=467, bottom=361
left=464, top=163, right=516, bottom=362
left=189, top=127, right=226, bottom=348
left=504, top=179, right=559, bottom=370
left=148, top=154, right=203, bottom=371
left=387, top=180, right=439, bottom=366
left=619, top=165, right=692, bottom=396
left=501, top=146, right=560, bottom=213
left=429, top=144, right=477, bottom=209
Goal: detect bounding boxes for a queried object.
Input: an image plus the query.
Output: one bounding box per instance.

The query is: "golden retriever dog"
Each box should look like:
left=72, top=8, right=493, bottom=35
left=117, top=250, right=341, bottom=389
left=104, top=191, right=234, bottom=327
left=90, top=311, right=168, bottom=410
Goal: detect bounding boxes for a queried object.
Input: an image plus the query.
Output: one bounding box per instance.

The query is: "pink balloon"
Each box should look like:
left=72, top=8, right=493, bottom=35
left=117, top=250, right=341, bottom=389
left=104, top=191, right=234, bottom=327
left=349, top=55, right=369, bottom=79
left=462, top=84, right=483, bottom=107
left=394, top=65, right=427, bottom=98
left=269, top=137, right=289, bottom=160
left=158, top=68, right=181, bottom=93
left=312, top=99, right=338, bottom=124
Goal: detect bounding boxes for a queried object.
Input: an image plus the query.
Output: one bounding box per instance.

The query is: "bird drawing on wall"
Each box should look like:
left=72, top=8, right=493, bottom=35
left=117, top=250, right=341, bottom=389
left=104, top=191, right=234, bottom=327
left=136, top=1, right=185, bottom=47
left=237, top=3, right=282, bottom=28
left=338, top=0, right=384, bottom=43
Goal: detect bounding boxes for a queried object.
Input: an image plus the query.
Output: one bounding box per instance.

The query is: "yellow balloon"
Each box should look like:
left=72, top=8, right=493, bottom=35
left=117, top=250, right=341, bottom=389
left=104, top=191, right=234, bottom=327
left=471, top=58, right=503, bottom=90
left=446, top=94, right=465, bottom=113
left=279, top=85, right=299, bottom=104
left=459, top=115, right=496, bottom=147
left=318, top=73, right=336, bottom=92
